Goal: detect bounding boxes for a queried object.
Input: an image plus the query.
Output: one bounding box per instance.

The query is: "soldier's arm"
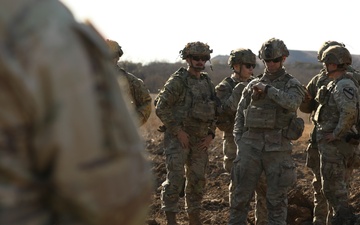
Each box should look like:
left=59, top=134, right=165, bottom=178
left=333, top=80, right=358, bottom=138
left=131, top=76, right=152, bottom=126
left=266, top=78, right=306, bottom=111
left=155, top=77, right=184, bottom=135
left=299, top=76, right=319, bottom=113
left=233, top=84, right=251, bottom=142
left=227, top=82, right=246, bottom=112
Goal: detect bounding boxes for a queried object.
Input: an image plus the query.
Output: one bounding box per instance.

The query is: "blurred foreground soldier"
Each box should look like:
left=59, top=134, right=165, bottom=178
left=229, top=38, right=305, bottom=225
left=300, top=40, right=360, bottom=225
left=0, top=1, right=152, bottom=225
left=314, top=45, right=359, bottom=225
left=106, top=39, right=152, bottom=126
left=155, top=41, right=217, bottom=225
left=215, top=48, right=268, bottom=225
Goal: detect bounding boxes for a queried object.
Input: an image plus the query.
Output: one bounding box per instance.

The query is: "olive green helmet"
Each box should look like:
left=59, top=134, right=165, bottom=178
left=320, top=45, right=352, bottom=65
left=317, top=40, right=345, bottom=61
left=258, top=38, right=289, bottom=60
left=179, top=41, right=213, bottom=60
left=106, top=39, right=123, bottom=58
left=228, top=48, right=256, bottom=68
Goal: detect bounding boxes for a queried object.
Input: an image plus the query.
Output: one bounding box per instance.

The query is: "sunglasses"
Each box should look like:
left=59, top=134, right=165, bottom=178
left=264, top=57, right=283, bottom=63
left=244, top=63, right=256, bottom=69
left=191, top=55, right=210, bottom=61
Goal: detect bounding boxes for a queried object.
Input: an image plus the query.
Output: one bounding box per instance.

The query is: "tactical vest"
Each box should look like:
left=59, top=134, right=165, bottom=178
left=155, top=67, right=217, bottom=123
left=244, top=73, right=296, bottom=129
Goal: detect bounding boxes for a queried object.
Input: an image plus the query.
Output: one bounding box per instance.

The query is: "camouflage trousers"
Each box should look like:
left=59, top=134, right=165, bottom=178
left=222, top=132, right=237, bottom=173
left=317, top=137, right=356, bottom=225
left=306, top=144, right=331, bottom=225
left=161, top=131, right=209, bottom=213
left=223, top=132, right=268, bottom=225
left=228, top=140, right=296, bottom=225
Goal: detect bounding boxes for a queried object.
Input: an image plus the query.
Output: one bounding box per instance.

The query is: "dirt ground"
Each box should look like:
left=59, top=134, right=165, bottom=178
left=140, top=107, right=360, bottom=225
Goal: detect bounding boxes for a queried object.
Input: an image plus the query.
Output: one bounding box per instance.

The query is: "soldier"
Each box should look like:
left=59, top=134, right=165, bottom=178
left=106, top=39, right=152, bottom=126
left=215, top=48, right=257, bottom=172
left=300, top=40, right=360, bottom=225
left=314, top=45, right=359, bottom=225
left=229, top=38, right=305, bottom=225
left=155, top=41, right=217, bottom=225
left=215, top=48, right=268, bottom=225
left=0, top=1, right=152, bottom=225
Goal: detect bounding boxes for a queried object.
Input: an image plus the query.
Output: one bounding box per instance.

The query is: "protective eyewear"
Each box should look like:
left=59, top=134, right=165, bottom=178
left=192, top=55, right=210, bottom=61
left=244, top=63, right=256, bottom=69
left=264, top=57, right=283, bottom=63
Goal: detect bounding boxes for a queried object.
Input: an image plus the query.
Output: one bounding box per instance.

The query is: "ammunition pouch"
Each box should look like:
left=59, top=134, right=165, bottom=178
left=244, top=107, right=276, bottom=129
left=190, top=100, right=216, bottom=122
left=282, top=117, right=305, bottom=140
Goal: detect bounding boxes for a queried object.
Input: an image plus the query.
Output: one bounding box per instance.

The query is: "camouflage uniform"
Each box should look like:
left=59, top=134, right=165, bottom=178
left=300, top=69, right=332, bottom=225
left=0, top=1, right=152, bottom=225
left=106, top=39, right=152, bottom=126
left=116, top=68, right=152, bottom=126
left=229, top=38, right=305, bottom=225
left=215, top=48, right=268, bottom=225
left=314, top=45, right=359, bottom=225
left=300, top=41, right=360, bottom=225
left=155, top=42, right=216, bottom=225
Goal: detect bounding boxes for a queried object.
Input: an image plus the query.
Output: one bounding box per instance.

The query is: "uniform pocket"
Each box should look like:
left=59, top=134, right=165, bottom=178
left=278, top=160, right=297, bottom=187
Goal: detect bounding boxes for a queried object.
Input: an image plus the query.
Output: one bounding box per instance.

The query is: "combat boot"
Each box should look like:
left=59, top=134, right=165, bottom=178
left=165, top=211, right=178, bottom=225
left=188, top=210, right=202, bottom=225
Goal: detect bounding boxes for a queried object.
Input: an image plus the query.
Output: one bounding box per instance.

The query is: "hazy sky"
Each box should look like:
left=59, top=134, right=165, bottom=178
left=60, top=0, right=359, bottom=64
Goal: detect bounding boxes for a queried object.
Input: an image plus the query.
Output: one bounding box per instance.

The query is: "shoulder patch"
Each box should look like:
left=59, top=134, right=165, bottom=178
left=343, top=87, right=355, bottom=99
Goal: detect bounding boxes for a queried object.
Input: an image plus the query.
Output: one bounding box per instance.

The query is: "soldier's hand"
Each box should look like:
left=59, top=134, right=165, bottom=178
left=177, top=129, right=190, bottom=149
left=198, top=134, right=213, bottom=151
left=253, top=82, right=266, bottom=93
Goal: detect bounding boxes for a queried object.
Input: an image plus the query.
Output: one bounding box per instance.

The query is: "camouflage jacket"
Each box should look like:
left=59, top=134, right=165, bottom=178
left=233, top=68, right=306, bottom=151
left=314, top=73, right=359, bottom=139
left=155, top=67, right=217, bottom=138
left=299, top=69, right=331, bottom=116
left=215, top=76, right=253, bottom=132
left=117, top=67, right=152, bottom=126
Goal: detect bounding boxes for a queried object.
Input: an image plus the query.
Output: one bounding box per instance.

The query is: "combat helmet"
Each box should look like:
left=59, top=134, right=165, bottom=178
left=258, top=38, right=289, bottom=60
left=106, top=39, right=123, bottom=58
left=320, top=45, right=352, bottom=66
left=317, top=40, right=345, bottom=61
left=179, top=41, right=213, bottom=60
left=228, top=48, right=256, bottom=69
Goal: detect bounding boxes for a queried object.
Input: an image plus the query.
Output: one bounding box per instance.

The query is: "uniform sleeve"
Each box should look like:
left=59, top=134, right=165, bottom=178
left=299, top=75, right=319, bottom=114
left=333, top=80, right=358, bottom=138
left=155, top=76, right=184, bottom=135
left=266, top=78, right=306, bottom=111
left=129, top=75, right=152, bottom=126
left=208, top=80, right=217, bottom=137
left=233, top=82, right=252, bottom=142
left=227, top=82, right=246, bottom=112
left=215, top=80, right=233, bottom=115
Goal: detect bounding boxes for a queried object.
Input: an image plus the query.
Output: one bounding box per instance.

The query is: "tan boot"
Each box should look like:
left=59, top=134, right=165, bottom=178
left=165, top=211, right=178, bottom=225
left=188, top=211, right=202, bottom=225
